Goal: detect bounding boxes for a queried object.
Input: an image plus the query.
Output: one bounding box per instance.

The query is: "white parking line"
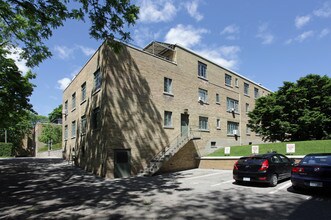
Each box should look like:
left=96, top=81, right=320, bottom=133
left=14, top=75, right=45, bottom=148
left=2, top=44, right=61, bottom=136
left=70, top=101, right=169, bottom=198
left=211, top=180, right=234, bottom=187
left=179, top=172, right=222, bottom=181
left=268, top=182, right=292, bottom=194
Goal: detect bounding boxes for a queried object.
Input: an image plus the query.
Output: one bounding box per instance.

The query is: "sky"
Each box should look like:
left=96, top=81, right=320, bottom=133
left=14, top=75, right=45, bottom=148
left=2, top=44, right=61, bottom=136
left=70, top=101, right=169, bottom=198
left=16, top=0, right=331, bottom=116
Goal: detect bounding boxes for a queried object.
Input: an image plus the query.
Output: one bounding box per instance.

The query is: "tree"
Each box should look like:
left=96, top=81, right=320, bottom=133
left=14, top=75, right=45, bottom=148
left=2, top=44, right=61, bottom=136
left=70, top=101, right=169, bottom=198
left=0, top=48, right=35, bottom=128
left=248, top=74, right=331, bottom=142
left=1, top=0, right=139, bottom=67
left=48, top=104, right=62, bottom=123
left=38, top=123, right=62, bottom=146
left=0, top=0, right=139, bottom=129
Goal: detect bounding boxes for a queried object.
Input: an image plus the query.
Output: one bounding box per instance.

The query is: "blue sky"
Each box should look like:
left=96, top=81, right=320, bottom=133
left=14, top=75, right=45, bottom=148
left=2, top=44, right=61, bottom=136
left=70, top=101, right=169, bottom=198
left=15, top=0, right=331, bottom=116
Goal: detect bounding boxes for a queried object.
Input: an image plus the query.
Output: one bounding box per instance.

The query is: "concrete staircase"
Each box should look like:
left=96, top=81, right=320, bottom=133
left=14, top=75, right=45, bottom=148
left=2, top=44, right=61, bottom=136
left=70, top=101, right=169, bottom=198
left=140, top=128, right=200, bottom=176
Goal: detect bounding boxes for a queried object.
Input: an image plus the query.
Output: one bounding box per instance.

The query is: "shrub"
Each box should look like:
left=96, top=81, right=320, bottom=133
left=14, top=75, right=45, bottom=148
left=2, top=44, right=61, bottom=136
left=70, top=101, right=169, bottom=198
left=0, top=142, right=13, bottom=157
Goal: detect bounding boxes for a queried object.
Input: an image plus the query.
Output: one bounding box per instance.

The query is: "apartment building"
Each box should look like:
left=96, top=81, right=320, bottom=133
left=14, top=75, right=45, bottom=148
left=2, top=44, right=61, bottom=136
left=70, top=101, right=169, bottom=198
left=62, top=41, right=270, bottom=178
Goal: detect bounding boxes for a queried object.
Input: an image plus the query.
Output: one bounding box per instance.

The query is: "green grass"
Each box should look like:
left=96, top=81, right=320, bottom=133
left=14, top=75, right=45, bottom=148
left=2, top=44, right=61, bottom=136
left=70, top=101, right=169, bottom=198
left=208, top=139, right=331, bottom=157
left=38, top=143, right=62, bottom=152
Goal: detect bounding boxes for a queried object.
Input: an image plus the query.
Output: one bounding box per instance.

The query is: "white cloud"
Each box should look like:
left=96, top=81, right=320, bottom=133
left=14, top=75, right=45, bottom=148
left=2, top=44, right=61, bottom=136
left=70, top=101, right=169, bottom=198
left=138, top=0, right=177, bottom=23
left=77, top=45, right=95, bottom=56
left=256, top=23, right=274, bottom=45
left=221, top=24, right=240, bottom=40
left=184, top=0, right=203, bottom=21
left=54, top=45, right=74, bottom=59
left=313, top=2, right=331, bottom=18
left=295, top=15, right=311, bottom=29
left=197, top=46, right=241, bottom=70
left=165, top=24, right=208, bottom=48
left=57, top=78, right=71, bottom=90
left=6, top=47, right=30, bottom=74
left=319, top=28, right=330, bottom=38
left=296, top=31, right=314, bottom=42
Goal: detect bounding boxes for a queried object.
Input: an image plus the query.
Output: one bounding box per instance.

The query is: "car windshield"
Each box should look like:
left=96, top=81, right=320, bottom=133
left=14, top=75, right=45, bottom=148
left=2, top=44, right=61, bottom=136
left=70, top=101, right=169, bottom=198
left=237, top=157, right=266, bottom=165
left=301, top=155, right=331, bottom=166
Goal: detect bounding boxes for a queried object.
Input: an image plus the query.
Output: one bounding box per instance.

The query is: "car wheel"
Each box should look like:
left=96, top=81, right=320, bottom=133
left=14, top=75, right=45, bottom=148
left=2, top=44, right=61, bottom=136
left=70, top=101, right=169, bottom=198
left=292, top=185, right=300, bottom=191
left=269, top=174, right=278, bottom=187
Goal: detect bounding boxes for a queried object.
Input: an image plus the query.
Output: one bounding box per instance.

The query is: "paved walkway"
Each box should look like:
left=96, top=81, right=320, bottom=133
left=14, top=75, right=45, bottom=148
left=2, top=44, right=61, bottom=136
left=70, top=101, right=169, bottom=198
left=0, top=158, right=216, bottom=219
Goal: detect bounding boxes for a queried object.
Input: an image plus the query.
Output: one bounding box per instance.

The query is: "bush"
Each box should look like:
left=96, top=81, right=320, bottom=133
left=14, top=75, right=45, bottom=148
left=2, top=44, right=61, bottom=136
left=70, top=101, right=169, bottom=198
left=0, top=142, right=13, bottom=157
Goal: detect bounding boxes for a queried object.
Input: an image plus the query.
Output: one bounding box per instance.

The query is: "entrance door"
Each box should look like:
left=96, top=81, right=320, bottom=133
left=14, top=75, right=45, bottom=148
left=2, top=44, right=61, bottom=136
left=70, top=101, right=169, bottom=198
left=114, top=149, right=131, bottom=178
left=181, top=114, right=189, bottom=136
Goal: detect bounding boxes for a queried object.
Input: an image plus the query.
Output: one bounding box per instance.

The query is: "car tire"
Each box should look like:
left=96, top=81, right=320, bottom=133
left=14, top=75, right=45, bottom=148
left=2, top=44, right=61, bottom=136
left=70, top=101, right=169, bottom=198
left=269, top=174, right=278, bottom=187
left=292, top=185, right=300, bottom=191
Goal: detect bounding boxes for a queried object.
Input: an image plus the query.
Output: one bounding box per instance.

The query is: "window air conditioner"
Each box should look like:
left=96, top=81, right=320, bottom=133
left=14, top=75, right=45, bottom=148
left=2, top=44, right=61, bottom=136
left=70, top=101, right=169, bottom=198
left=233, top=130, right=238, bottom=135
left=198, top=97, right=204, bottom=102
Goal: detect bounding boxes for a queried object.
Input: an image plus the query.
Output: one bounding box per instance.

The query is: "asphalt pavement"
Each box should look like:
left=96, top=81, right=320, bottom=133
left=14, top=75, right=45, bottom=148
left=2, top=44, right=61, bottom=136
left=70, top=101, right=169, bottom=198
left=0, top=158, right=331, bottom=219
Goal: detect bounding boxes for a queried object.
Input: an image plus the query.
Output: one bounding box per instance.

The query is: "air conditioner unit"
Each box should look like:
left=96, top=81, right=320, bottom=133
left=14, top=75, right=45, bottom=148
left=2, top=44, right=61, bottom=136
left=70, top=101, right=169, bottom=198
left=231, top=108, right=235, bottom=112
left=233, top=130, right=238, bottom=135
left=198, top=97, right=204, bottom=102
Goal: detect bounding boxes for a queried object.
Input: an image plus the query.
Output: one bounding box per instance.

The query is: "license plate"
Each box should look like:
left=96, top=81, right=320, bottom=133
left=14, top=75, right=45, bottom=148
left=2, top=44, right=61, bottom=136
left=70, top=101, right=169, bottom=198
left=309, top=181, right=323, bottom=187
left=243, top=177, right=250, bottom=181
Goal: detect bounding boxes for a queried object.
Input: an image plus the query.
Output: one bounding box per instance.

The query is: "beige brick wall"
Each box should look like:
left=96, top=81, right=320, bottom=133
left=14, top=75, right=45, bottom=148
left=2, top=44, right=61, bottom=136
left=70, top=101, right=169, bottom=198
left=62, top=42, right=270, bottom=178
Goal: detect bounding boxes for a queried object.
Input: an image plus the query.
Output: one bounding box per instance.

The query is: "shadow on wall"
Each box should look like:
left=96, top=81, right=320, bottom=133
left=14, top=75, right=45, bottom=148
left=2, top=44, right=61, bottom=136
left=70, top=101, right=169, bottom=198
left=76, top=44, right=169, bottom=178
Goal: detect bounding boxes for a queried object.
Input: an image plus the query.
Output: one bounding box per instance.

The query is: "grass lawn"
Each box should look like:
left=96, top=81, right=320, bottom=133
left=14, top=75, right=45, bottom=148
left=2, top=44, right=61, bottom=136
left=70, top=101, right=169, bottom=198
left=208, top=139, right=331, bottom=157
left=38, top=143, right=62, bottom=152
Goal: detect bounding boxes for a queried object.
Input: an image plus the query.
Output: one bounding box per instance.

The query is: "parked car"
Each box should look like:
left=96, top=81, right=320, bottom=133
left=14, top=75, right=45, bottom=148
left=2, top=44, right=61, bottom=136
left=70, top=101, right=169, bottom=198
left=233, top=153, right=294, bottom=187
left=291, top=153, right=331, bottom=190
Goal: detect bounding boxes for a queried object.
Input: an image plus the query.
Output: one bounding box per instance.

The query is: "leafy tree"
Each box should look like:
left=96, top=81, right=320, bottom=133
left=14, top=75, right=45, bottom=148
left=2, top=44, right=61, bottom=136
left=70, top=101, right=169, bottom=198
left=1, top=0, right=139, bottom=67
left=248, top=74, right=331, bottom=142
left=0, top=48, right=35, bottom=128
left=48, top=104, right=62, bottom=123
left=0, top=0, right=139, bottom=129
left=38, top=123, right=62, bottom=145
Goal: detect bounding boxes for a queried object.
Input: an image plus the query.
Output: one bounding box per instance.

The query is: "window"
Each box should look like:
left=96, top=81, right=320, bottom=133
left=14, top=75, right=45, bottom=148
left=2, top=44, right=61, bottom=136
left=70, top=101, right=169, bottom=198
left=71, top=121, right=76, bottom=138
left=199, top=116, right=208, bottom=130
left=92, top=107, right=100, bottom=129
left=235, top=78, right=239, bottom=87
left=245, top=103, right=250, bottom=114
left=225, top=74, right=232, bottom=86
left=71, top=93, right=76, bottom=110
left=198, top=62, right=207, bottom=79
left=254, top=88, right=260, bottom=99
left=93, top=69, right=101, bottom=92
left=64, top=100, right=68, bottom=119
left=216, top=93, right=220, bottom=104
left=81, top=115, right=87, bottom=135
left=227, top=97, right=239, bottom=113
left=244, top=83, right=249, bottom=96
left=246, top=124, right=251, bottom=135
left=217, top=119, right=221, bottom=129
left=211, top=141, right=216, bottom=147
left=164, top=77, right=172, bottom=94
left=64, top=125, right=68, bottom=140
left=198, top=88, right=208, bottom=103
left=227, top=121, right=239, bottom=135
left=81, top=82, right=86, bottom=102
left=164, top=111, right=172, bottom=127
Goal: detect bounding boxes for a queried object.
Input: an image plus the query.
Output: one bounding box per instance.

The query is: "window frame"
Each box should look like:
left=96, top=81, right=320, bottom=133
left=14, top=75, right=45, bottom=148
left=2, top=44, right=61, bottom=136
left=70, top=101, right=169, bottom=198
left=216, top=93, right=220, bottom=104
left=198, top=88, right=208, bottom=103
left=198, top=62, right=207, bottom=79
left=92, top=107, right=100, bottom=130
left=93, top=69, right=101, bottom=93
left=81, top=115, right=87, bottom=135
left=164, top=111, right=173, bottom=128
left=225, top=74, right=232, bottom=86
left=81, top=82, right=87, bottom=103
left=216, top=119, right=221, bottom=129
left=71, top=121, right=76, bottom=138
left=226, top=97, right=239, bottom=113
left=64, top=125, right=68, bottom=140
left=244, top=82, right=250, bottom=96
left=71, top=92, right=76, bottom=110
left=227, top=121, right=239, bottom=135
left=254, top=87, right=260, bottom=99
left=199, top=116, right=209, bottom=131
left=164, top=77, right=173, bottom=95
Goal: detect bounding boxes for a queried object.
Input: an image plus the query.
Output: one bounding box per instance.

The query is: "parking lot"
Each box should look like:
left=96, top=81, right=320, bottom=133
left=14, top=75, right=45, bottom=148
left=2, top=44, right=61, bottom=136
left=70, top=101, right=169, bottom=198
left=0, top=158, right=330, bottom=219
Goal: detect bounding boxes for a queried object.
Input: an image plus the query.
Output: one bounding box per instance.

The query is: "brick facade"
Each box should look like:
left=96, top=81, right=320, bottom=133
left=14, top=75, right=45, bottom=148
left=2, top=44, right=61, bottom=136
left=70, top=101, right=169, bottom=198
left=62, top=41, right=270, bottom=178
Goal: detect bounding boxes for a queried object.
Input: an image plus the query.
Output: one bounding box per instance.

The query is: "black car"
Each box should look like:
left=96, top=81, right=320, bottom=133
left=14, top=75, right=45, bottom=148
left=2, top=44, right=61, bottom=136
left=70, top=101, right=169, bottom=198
left=233, top=153, right=294, bottom=187
left=291, top=153, right=331, bottom=190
